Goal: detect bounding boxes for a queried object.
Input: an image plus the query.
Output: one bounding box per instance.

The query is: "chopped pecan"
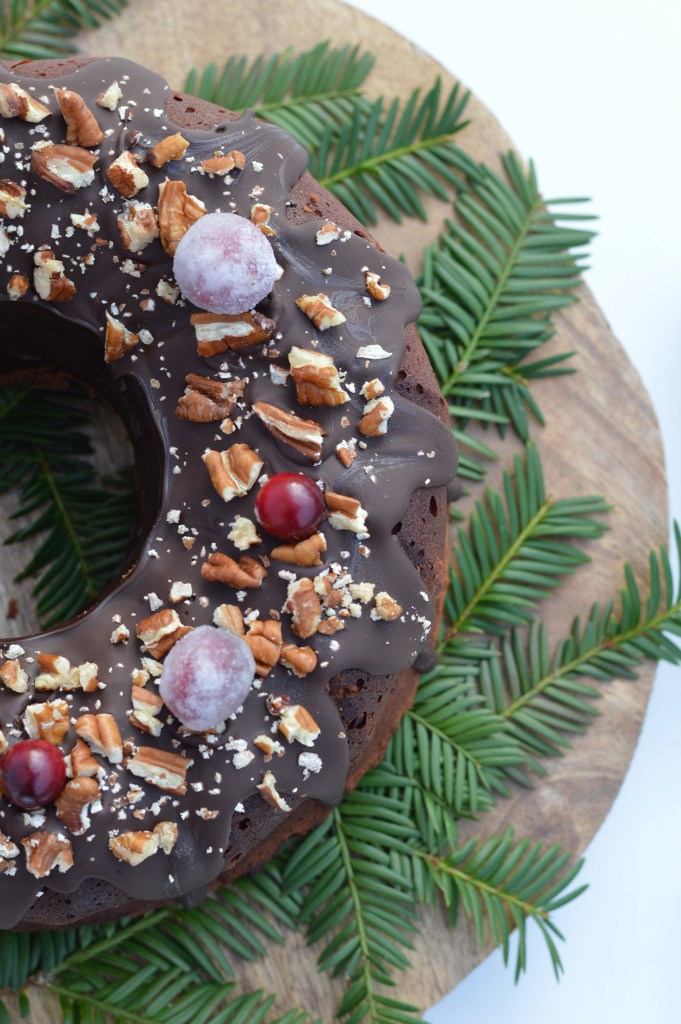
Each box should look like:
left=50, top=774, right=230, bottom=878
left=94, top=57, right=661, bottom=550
left=136, top=608, right=192, bottom=659
left=0, top=82, right=50, bottom=122
left=109, top=829, right=159, bottom=866
left=0, top=179, right=29, bottom=218
left=106, top=150, right=149, bottom=198
left=256, top=770, right=291, bottom=812
left=191, top=310, right=275, bottom=357
left=201, top=552, right=266, bottom=589
left=33, top=249, right=75, bottom=302
left=7, top=273, right=29, bottom=300
left=252, top=402, right=325, bottom=462
left=315, top=221, right=341, bottom=245
left=147, top=132, right=189, bottom=168
left=285, top=578, right=322, bottom=639
left=22, top=832, right=73, bottom=879
left=228, top=516, right=261, bottom=550
left=317, top=616, right=345, bottom=635
left=279, top=643, right=318, bottom=678
left=126, top=746, right=191, bottom=794
left=0, top=832, right=19, bottom=865
left=245, top=633, right=281, bottom=678
left=202, top=444, right=263, bottom=503
left=213, top=603, right=245, bottom=635
left=201, top=149, right=245, bottom=175
left=360, top=378, right=385, bottom=401
left=24, top=699, right=70, bottom=745
left=156, top=278, right=180, bottom=303
left=358, top=396, right=394, bottom=437
left=325, top=491, right=368, bottom=534
left=54, top=88, right=103, bottom=147
left=356, top=343, right=392, bottom=361
left=373, top=591, right=403, bottom=621
left=253, top=734, right=285, bottom=761
left=295, top=292, right=346, bottom=330
left=155, top=820, right=178, bottom=854
left=335, top=441, right=357, bottom=468
left=130, top=684, right=164, bottom=737
left=67, top=739, right=100, bottom=779
left=272, top=532, right=326, bottom=567
left=55, top=777, right=100, bottom=835
left=118, top=200, right=159, bottom=253
left=71, top=210, right=100, bottom=235
left=97, top=81, right=123, bottom=110
left=75, top=713, right=123, bottom=764
left=34, top=653, right=98, bottom=692
left=288, top=346, right=348, bottom=407
left=176, top=390, right=235, bottom=423
left=105, top=312, right=139, bottom=362
left=185, top=373, right=245, bottom=402
left=278, top=704, right=320, bottom=747
left=0, top=659, right=28, bottom=693
left=0, top=730, right=6, bottom=756
left=157, top=179, right=205, bottom=254
left=31, top=143, right=97, bottom=192
left=251, top=202, right=276, bottom=236
left=364, top=270, right=391, bottom=301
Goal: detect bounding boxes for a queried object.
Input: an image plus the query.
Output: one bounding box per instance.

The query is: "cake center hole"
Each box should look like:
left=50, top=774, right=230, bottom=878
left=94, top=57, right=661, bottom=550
left=0, top=379, right=138, bottom=639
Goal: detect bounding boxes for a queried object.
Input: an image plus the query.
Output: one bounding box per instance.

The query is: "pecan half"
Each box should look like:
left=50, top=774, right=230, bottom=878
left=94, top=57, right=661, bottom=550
left=252, top=402, right=325, bottom=462
left=55, top=777, right=100, bottom=835
left=31, top=143, right=97, bottom=192
left=364, top=270, right=391, bottom=301
left=22, top=832, right=73, bottom=878
left=201, top=552, right=266, bottom=590
left=256, top=770, right=291, bottom=812
left=33, top=249, right=75, bottom=302
left=106, top=150, right=149, bottom=198
left=24, top=699, right=70, bottom=745
left=54, top=88, right=103, bottom=147
left=0, top=82, right=50, bottom=122
left=147, top=132, right=189, bottom=168
left=118, top=201, right=159, bottom=253
left=157, top=179, right=205, bottom=254
left=0, top=659, right=28, bottom=693
left=285, top=578, right=322, bottom=639
left=136, top=608, right=192, bottom=659
left=75, top=714, right=123, bottom=764
left=105, top=312, right=139, bottom=362
left=272, top=533, right=326, bottom=567
left=296, top=292, right=346, bottom=330
left=191, top=310, right=275, bottom=357
left=200, top=149, right=245, bottom=175
left=202, top=444, right=263, bottom=503
left=325, top=491, right=369, bottom=534
left=288, top=346, right=348, bottom=407
left=126, top=747, right=191, bottom=794
left=0, top=179, right=29, bottom=218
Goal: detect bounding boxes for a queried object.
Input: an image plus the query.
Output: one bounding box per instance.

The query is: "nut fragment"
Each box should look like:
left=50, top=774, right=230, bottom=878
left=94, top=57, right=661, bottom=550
left=296, top=292, right=346, bottom=330
left=33, top=249, right=75, bottom=302
left=147, top=132, right=189, bottom=168
left=277, top=704, right=320, bottom=747
left=373, top=591, right=404, bottom=621
left=335, top=441, right=357, bottom=468
left=202, top=444, right=263, bottom=503
left=157, top=179, right=205, bottom=254
left=325, top=491, right=368, bottom=534
left=251, top=202, right=276, bottom=236
left=279, top=643, right=318, bottom=678
left=31, top=143, right=97, bottom=192
left=105, top=312, right=139, bottom=362
left=97, top=81, right=123, bottom=110
left=200, top=149, right=245, bottom=175
left=256, top=770, right=291, bottom=812
left=0, top=179, right=29, bottom=218
left=130, top=684, right=164, bottom=737
left=245, top=632, right=281, bottom=678
left=253, top=735, right=285, bottom=761
left=136, top=608, right=192, bottom=659
left=55, top=777, right=100, bottom=835
left=191, top=310, right=275, bottom=357
left=0, top=82, right=50, bottom=122
left=228, top=516, right=261, bottom=550
left=126, top=746, right=191, bottom=794
left=106, top=150, right=149, bottom=198
left=54, top=88, right=103, bottom=147
left=252, top=402, right=325, bottom=462
left=154, top=820, right=178, bottom=854
left=0, top=659, right=28, bottom=693
left=288, top=346, right=348, bottom=407
left=22, top=832, right=73, bottom=878
left=34, top=653, right=99, bottom=692
left=358, top=396, right=394, bottom=437
left=360, top=378, right=385, bottom=401
left=67, top=739, right=100, bottom=779
left=285, top=578, right=322, bottom=639
left=201, top=552, right=266, bottom=590
left=315, top=221, right=341, bottom=245
left=7, top=273, right=29, bottom=300
left=364, top=270, right=391, bottom=301
left=74, top=714, right=123, bottom=764
left=71, top=210, right=100, bottom=235
left=213, top=604, right=245, bottom=635
left=0, top=831, right=19, bottom=873
left=118, top=201, right=159, bottom=253
left=24, top=699, right=70, bottom=745
left=271, top=533, right=326, bottom=567
left=109, top=829, right=158, bottom=865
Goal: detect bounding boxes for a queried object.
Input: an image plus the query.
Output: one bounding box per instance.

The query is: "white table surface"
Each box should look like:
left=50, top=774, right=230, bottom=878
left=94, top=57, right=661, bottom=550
left=348, top=2, right=681, bottom=1020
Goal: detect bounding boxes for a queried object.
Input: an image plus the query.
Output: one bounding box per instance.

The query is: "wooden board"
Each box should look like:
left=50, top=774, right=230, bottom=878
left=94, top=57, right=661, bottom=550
left=0, top=1, right=668, bottom=1019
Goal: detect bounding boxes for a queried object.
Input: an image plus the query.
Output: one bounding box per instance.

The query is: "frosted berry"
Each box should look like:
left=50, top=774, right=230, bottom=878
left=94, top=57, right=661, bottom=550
left=255, top=472, right=325, bottom=541
left=159, top=625, right=255, bottom=732
left=173, top=212, right=279, bottom=314
left=0, top=739, right=66, bottom=810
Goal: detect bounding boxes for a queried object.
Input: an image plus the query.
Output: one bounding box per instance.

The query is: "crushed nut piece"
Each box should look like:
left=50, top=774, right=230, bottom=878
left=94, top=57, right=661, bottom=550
left=253, top=734, right=285, bottom=761
left=0, top=82, right=50, bottom=122
left=279, top=643, right=318, bottom=678
left=0, top=659, right=28, bottom=693
left=201, top=552, right=266, bottom=590
left=33, top=249, right=75, bottom=302
left=201, top=149, right=245, bottom=175
left=105, top=312, right=139, bottom=362
left=22, top=832, right=73, bottom=878
left=74, top=714, right=123, bottom=764
left=157, top=179, right=205, bottom=254
left=202, top=444, right=263, bottom=503
left=288, top=346, right=348, bottom=407
left=373, top=591, right=403, bottom=621
left=296, top=292, right=346, bottom=330
left=136, top=608, right=192, bottom=659
left=118, top=200, right=159, bottom=253
left=228, top=516, right=261, bottom=551
left=252, top=402, right=325, bottom=462
left=325, top=491, right=368, bottom=534
left=106, top=150, right=149, bottom=198
left=67, top=739, right=100, bottom=779
left=251, top=202, right=276, bottom=236
left=358, top=396, right=394, bottom=437
left=24, top=699, right=70, bottom=745
left=126, top=747, right=191, bottom=794
left=31, top=143, right=97, bottom=192
left=147, top=132, right=189, bottom=168
left=285, top=578, right=322, bottom=638
left=315, top=221, right=341, bottom=245
left=0, top=179, right=29, bottom=218
left=191, top=310, right=275, bottom=356
left=271, top=532, right=326, bottom=567
left=54, top=88, right=103, bottom=147
left=278, top=704, right=320, bottom=747
left=213, top=603, right=245, bottom=635
left=256, top=770, right=291, bottom=812
left=7, top=273, right=29, bottom=300
left=55, top=777, right=100, bottom=835
left=96, top=81, right=123, bottom=110
left=364, top=270, right=391, bottom=301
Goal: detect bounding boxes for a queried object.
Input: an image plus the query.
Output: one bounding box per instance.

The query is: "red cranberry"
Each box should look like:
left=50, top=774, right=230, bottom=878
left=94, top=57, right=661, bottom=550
left=0, top=739, right=66, bottom=810
left=254, top=472, right=325, bottom=541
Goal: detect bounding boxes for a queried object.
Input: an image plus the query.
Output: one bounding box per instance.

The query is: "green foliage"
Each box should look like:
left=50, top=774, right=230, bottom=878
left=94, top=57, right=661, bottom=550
left=0, top=0, right=128, bottom=60
left=185, top=41, right=375, bottom=150
left=0, top=386, right=137, bottom=629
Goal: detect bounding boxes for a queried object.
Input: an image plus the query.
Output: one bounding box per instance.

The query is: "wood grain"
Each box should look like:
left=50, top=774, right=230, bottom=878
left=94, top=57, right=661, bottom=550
left=0, top=1, right=667, bottom=1019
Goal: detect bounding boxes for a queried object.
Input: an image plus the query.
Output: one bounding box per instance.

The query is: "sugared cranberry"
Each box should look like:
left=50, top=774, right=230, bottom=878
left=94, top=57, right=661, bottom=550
left=255, top=473, right=325, bottom=541
left=0, top=740, right=66, bottom=810
left=159, top=625, right=256, bottom=732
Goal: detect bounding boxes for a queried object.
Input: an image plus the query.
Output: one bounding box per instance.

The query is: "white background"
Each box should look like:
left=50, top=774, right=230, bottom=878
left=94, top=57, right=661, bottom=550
left=347, top=2, right=681, bottom=1021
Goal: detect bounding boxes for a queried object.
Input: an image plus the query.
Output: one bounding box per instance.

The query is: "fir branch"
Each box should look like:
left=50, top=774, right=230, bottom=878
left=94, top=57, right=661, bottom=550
left=311, top=78, right=470, bottom=224
left=0, top=0, right=128, bottom=61
left=444, top=441, right=609, bottom=639
left=185, top=41, right=374, bottom=150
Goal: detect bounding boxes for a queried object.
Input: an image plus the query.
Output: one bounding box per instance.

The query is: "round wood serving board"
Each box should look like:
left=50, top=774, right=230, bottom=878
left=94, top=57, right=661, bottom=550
left=0, top=1, right=667, bottom=1020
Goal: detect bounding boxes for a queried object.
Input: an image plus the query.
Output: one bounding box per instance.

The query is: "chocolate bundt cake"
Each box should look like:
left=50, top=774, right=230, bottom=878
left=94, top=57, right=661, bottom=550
left=0, top=56, right=457, bottom=929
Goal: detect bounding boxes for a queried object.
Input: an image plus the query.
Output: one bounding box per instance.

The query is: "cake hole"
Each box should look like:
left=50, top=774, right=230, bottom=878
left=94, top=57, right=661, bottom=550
left=429, top=496, right=438, bottom=517
left=348, top=712, right=367, bottom=730
left=391, top=521, right=402, bottom=535
left=237, top=817, right=250, bottom=831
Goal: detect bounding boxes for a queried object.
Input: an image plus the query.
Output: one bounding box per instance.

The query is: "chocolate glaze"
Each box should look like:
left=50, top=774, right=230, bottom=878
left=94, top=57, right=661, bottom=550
left=0, top=58, right=457, bottom=929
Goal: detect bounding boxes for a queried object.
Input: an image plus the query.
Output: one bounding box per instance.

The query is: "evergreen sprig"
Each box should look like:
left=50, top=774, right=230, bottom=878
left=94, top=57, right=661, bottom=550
left=0, top=0, right=128, bottom=60
left=0, top=386, right=137, bottom=629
